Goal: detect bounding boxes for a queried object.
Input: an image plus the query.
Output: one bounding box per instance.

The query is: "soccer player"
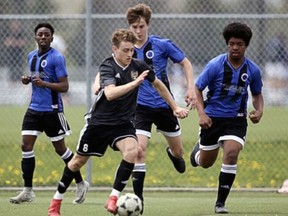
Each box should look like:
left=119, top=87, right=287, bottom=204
left=125, top=3, right=197, bottom=212
left=190, top=22, right=264, bottom=213
left=9, top=23, right=89, bottom=204
left=48, top=29, right=189, bottom=216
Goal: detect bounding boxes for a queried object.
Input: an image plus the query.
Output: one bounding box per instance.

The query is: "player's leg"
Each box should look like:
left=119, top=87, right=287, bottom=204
left=214, top=118, right=246, bottom=214
left=47, top=112, right=89, bottom=204
left=106, top=137, right=138, bottom=214
left=48, top=153, right=89, bottom=216
left=132, top=106, right=153, bottom=214
left=215, top=140, right=241, bottom=213
left=10, top=110, right=39, bottom=204
left=155, top=108, right=185, bottom=173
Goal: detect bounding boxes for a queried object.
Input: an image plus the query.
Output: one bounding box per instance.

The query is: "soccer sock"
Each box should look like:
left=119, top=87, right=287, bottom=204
left=21, top=151, right=35, bottom=188
left=61, top=148, right=83, bottom=184
left=57, top=165, right=75, bottom=194
left=113, top=159, right=134, bottom=192
left=132, top=163, right=146, bottom=201
left=216, top=164, right=237, bottom=206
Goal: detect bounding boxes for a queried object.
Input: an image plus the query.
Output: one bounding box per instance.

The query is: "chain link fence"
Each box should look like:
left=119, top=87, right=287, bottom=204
left=1, top=0, right=287, bottom=188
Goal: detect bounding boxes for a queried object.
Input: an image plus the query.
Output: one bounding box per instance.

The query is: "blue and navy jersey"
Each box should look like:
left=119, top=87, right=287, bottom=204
left=196, top=53, right=263, bottom=117
left=27, top=48, right=68, bottom=112
left=133, top=35, right=185, bottom=109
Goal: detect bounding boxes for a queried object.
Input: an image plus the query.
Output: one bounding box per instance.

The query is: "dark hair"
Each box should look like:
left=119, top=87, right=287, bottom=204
left=126, top=3, right=152, bottom=25
left=112, top=29, right=137, bottom=47
left=223, top=22, right=253, bottom=47
left=34, top=22, right=54, bottom=35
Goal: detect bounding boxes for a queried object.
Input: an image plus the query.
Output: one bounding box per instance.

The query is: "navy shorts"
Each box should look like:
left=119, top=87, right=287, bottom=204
left=199, top=117, right=248, bottom=150
left=134, top=105, right=181, bottom=138
left=76, top=122, right=137, bottom=157
left=21, top=109, right=71, bottom=141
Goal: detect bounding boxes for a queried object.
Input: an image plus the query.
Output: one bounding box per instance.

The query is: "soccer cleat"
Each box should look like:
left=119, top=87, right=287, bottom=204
left=9, top=188, right=36, bottom=204
left=166, top=147, right=186, bottom=173
left=105, top=195, right=118, bottom=214
left=215, top=204, right=229, bottom=214
left=190, top=142, right=200, bottom=167
left=73, top=180, right=89, bottom=204
left=48, top=199, right=62, bottom=216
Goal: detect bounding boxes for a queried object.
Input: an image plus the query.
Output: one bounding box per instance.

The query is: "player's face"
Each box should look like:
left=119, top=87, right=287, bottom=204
left=35, top=27, right=53, bottom=51
left=227, top=37, right=247, bottom=62
left=129, top=17, right=149, bottom=44
left=113, top=41, right=134, bottom=67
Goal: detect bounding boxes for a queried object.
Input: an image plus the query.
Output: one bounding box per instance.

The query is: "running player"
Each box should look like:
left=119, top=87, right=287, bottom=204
left=190, top=22, right=264, bottom=213
left=48, top=29, right=189, bottom=216
left=125, top=3, right=197, bottom=212
left=9, top=22, right=89, bottom=205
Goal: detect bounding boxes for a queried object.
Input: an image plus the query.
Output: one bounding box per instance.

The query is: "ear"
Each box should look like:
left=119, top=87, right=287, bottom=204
left=112, top=45, right=117, bottom=53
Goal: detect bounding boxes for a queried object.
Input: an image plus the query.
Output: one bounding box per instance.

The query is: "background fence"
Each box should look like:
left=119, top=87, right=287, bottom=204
left=0, top=0, right=287, bottom=189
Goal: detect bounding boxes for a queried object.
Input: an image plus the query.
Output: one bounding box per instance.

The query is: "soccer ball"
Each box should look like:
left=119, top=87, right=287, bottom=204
left=116, top=193, right=142, bottom=216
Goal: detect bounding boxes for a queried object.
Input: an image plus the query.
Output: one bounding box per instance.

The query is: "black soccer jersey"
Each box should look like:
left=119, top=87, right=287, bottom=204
left=88, top=56, right=155, bottom=126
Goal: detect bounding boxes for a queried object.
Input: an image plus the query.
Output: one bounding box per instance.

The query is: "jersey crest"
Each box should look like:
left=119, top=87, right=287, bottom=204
left=130, top=70, right=139, bottom=80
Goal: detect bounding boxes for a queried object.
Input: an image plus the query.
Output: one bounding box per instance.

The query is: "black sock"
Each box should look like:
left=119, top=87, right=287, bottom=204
left=132, top=171, right=146, bottom=201
left=216, top=171, right=236, bottom=206
left=63, top=153, right=83, bottom=184
left=113, top=160, right=134, bottom=192
left=22, top=157, right=35, bottom=187
left=57, top=166, right=75, bottom=194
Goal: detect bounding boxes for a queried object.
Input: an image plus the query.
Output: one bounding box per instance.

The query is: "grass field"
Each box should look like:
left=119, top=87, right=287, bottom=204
left=0, top=105, right=287, bottom=188
left=1, top=190, right=288, bottom=216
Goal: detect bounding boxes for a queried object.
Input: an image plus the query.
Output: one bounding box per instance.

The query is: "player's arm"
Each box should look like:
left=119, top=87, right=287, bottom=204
left=104, top=70, right=149, bottom=101
left=151, top=78, right=189, bottom=119
left=179, top=57, right=197, bottom=109
left=195, top=86, right=212, bottom=129
left=32, top=76, right=69, bottom=93
left=249, top=93, right=264, bottom=124
left=93, top=72, right=100, bottom=95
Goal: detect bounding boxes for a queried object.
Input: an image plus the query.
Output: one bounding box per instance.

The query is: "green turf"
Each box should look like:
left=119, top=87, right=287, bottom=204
left=0, top=105, right=287, bottom=188
left=1, top=190, right=287, bottom=216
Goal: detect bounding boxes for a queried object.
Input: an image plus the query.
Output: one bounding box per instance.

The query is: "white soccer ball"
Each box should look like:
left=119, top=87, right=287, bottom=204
left=116, top=193, right=142, bottom=216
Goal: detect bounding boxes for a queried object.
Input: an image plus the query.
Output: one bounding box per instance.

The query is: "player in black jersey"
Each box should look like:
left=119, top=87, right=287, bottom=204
left=48, top=29, right=189, bottom=216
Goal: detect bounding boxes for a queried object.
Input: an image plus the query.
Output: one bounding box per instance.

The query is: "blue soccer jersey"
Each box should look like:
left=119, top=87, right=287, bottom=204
left=27, top=48, right=68, bottom=112
left=133, top=35, right=185, bottom=109
left=195, top=53, right=263, bottom=117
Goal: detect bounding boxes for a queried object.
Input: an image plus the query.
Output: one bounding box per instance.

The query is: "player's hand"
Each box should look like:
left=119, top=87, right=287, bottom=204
left=132, top=70, right=149, bottom=87
left=199, top=113, right=212, bottom=129
left=185, top=87, right=197, bottom=110
left=249, top=110, right=263, bottom=124
left=173, top=107, right=189, bottom=119
left=32, top=76, right=46, bottom=87
left=22, top=76, right=31, bottom=85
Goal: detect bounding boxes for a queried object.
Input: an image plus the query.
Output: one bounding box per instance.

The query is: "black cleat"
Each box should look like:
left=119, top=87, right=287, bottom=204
left=190, top=142, right=200, bottom=167
left=166, top=147, right=186, bottom=173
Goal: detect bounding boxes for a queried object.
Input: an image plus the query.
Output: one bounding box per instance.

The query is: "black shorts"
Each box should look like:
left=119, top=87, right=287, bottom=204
left=134, top=105, right=181, bottom=138
left=76, top=122, right=137, bottom=157
left=21, top=109, right=71, bottom=141
left=199, top=117, right=248, bottom=151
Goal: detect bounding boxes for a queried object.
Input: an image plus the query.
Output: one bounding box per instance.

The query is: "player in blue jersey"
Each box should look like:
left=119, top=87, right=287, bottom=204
left=9, top=23, right=89, bottom=204
left=190, top=22, right=264, bottom=214
left=125, top=3, right=197, bottom=212
left=48, top=29, right=189, bottom=216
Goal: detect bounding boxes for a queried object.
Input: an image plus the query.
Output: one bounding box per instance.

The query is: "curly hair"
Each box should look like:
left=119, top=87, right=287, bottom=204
left=112, top=29, right=137, bottom=47
left=34, top=22, right=54, bottom=35
left=223, top=22, right=253, bottom=47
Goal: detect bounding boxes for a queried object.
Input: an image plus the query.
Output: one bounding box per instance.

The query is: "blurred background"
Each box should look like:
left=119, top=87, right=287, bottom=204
left=0, top=0, right=287, bottom=189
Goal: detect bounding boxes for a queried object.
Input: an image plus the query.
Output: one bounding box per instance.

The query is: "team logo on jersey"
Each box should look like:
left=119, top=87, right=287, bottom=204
left=41, top=60, right=47, bottom=68
left=146, top=50, right=154, bottom=59
left=241, top=73, right=249, bottom=82
left=130, top=70, right=139, bottom=80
